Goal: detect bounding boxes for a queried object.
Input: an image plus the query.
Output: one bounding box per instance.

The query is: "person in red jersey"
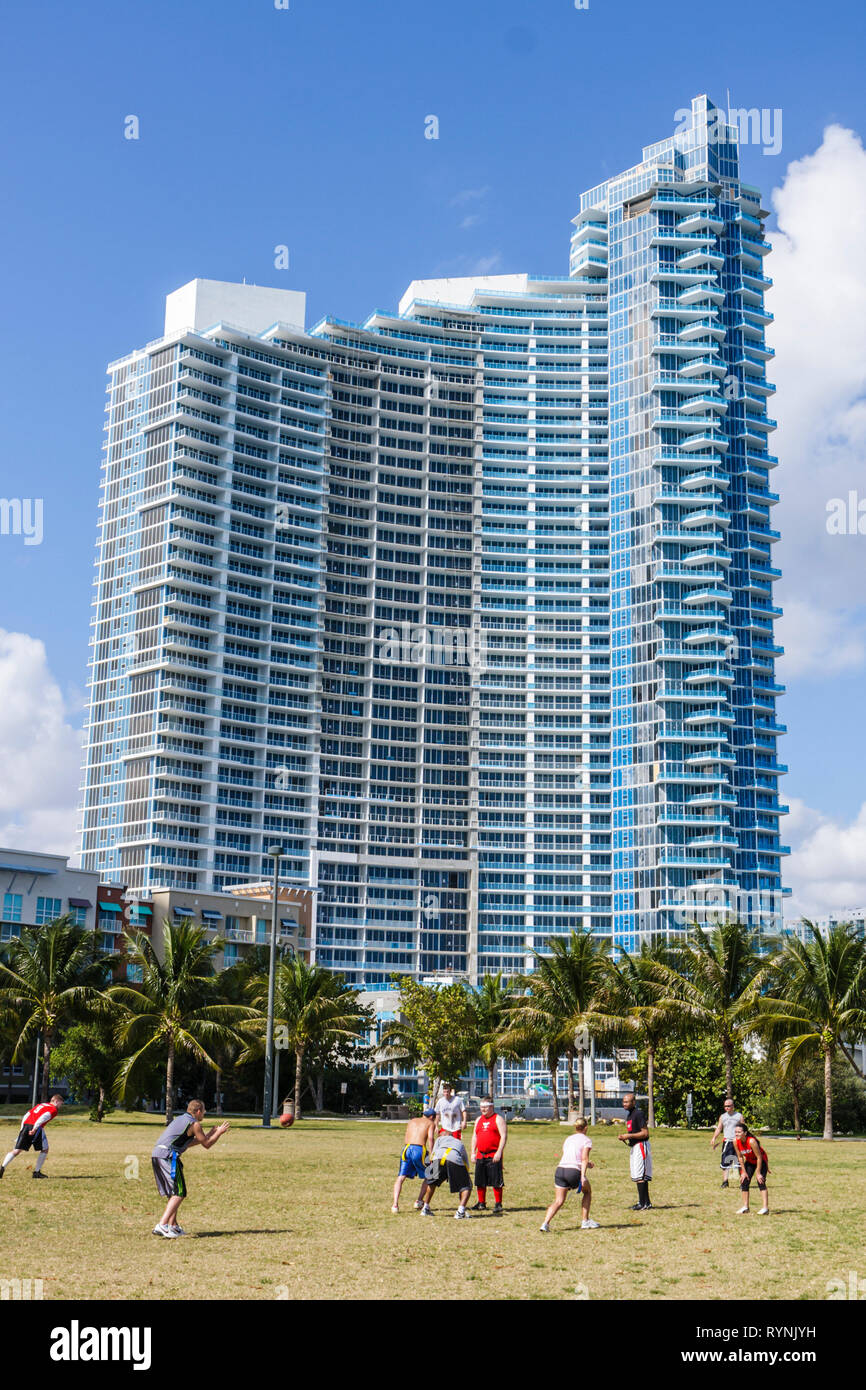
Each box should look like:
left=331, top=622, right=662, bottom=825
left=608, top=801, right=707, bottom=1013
left=0, top=1095, right=64, bottom=1179
left=470, top=1095, right=507, bottom=1213
left=733, top=1121, right=770, bottom=1215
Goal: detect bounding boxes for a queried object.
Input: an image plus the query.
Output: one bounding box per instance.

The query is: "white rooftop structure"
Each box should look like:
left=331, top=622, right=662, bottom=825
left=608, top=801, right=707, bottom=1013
left=164, top=278, right=306, bottom=336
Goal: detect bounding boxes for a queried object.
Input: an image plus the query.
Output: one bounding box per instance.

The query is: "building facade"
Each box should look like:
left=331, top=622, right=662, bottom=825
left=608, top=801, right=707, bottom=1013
left=79, top=98, right=788, bottom=1039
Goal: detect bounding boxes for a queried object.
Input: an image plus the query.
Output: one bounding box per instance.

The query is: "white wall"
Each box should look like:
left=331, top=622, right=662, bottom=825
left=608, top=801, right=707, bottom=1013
left=164, top=279, right=306, bottom=336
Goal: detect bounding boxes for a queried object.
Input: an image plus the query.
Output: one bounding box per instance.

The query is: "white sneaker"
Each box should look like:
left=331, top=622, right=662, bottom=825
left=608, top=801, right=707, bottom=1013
left=391, top=1205, right=400, bottom=1213
left=736, top=1206, right=750, bottom=1215
left=413, top=1199, right=423, bottom=1210
left=581, top=1219, right=600, bottom=1229
left=170, top=1225, right=187, bottom=1235
left=540, top=1221, right=550, bottom=1232
left=157, top=1225, right=179, bottom=1238
left=758, top=1208, right=769, bottom=1216
left=454, top=1209, right=467, bottom=1219
left=152, top=1224, right=169, bottom=1236
left=420, top=1206, right=434, bottom=1216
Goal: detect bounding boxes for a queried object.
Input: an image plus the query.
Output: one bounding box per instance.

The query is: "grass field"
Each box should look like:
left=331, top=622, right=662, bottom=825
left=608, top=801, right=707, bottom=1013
left=0, top=1109, right=863, bottom=1301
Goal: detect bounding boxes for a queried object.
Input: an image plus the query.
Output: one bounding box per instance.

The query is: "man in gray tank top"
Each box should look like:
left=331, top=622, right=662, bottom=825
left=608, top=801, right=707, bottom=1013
left=151, top=1100, right=229, bottom=1238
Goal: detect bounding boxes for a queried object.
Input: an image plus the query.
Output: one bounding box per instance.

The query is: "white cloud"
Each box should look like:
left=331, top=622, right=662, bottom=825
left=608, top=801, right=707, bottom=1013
left=459, top=214, right=482, bottom=230
left=777, top=598, right=866, bottom=678
left=769, top=124, right=866, bottom=678
left=0, top=629, right=83, bottom=859
left=450, top=186, right=491, bottom=206
left=785, top=797, right=866, bottom=918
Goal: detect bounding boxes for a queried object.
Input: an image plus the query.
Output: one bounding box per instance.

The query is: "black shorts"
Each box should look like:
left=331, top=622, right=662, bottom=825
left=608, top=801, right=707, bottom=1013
left=740, top=1161, right=768, bottom=1192
left=554, top=1166, right=583, bottom=1192
left=474, top=1156, right=503, bottom=1189
left=430, top=1161, right=471, bottom=1194
left=14, top=1126, right=45, bottom=1153
left=720, top=1140, right=736, bottom=1168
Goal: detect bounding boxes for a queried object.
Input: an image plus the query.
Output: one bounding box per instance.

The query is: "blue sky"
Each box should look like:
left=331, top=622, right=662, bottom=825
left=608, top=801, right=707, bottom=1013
left=1, top=0, right=865, bottom=905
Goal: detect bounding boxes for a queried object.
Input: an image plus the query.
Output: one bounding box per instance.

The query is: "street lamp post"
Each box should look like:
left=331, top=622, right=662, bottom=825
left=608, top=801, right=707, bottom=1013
left=262, top=845, right=284, bottom=1128
left=272, top=943, right=296, bottom=1118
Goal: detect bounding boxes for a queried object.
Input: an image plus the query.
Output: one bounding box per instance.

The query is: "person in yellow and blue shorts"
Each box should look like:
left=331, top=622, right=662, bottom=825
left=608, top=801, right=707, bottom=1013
left=391, top=1110, right=436, bottom=1213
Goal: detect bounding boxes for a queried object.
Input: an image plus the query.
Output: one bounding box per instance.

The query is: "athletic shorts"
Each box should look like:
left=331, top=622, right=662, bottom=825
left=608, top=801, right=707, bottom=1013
left=428, top=1161, right=471, bottom=1194
left=14, top=1126, right=46, bottom=1153
left=151, top=1152, right=187, bottom=1199
left=720, top=1140, right=737, bottom=1169
left=739, top=1161, right=768, bottom=1192
left=554, top=1166, right=583, bottom=1192
left=474, top=1155, right=503, bottom=1189
left=629, top=1140, right=652, bottom=1182
left=398, top=1143, right=427, bottom=1180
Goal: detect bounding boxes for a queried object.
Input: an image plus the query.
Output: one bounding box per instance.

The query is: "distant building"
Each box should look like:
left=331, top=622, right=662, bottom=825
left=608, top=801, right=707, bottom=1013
left=784, top=911, right=865, bottom=941
left=0, top=848, right=100, bottom=942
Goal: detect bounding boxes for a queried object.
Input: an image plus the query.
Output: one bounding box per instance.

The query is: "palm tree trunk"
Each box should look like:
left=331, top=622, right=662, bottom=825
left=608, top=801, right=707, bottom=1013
left=576, top=1045, right=586, bottom=1117
left=294, top=1044, right=305, bottom=1122
left=40, top=1030, right=53, bottom=1103
left=646, top=1046, right=655, bottom=1129
left=565, top=1047, right=576, bottom=1117
left=488, top=1063, right=496, bottom=1101
left=547, top=1050, right=561, bottom=1121
left=165, top=1038, right=176, bottom=1123
left=97, top=1084, right=106, bottom=1122
left=215, top=1067, right=222, bottom=1116
left=723, top=1038, right=734, bottom=1100
left=823, top=1045, right=833, bottom=1140
left=792, top=1083, right=800, bottom=1136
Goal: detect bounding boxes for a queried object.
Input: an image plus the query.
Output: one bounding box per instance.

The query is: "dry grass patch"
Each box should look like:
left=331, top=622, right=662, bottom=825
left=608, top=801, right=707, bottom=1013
left=0, top=1111, right=863, bottom=1300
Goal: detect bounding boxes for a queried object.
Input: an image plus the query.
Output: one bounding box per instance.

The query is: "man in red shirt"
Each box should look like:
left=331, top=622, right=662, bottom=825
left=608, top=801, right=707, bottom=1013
left=470, top=1095, right=507, bottom=1213
left=1, top=1096, right=64, bottom=1179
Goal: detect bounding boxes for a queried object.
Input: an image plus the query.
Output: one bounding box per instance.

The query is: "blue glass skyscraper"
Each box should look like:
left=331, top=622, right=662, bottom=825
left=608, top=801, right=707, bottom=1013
left=80, top=97, right=787, bottom=1013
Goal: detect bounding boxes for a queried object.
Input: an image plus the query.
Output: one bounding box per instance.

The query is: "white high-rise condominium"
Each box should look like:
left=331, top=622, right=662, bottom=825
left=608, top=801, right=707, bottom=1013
left=80, top=98, right=787, bottom=1031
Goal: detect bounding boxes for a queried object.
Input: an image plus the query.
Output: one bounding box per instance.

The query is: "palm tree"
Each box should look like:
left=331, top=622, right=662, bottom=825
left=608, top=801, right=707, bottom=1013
left=108, top=921, right=254, bottom=1122
left=244, top=957, right=371, bottom=1121
left=598, top=938, right=680, bottom=1128
left=500, top=930, right=611, bottom=1118
left=0, top=917, right=116, bottom=1100
left=653, top=921, right=773, bottom=1101
left=471, top=972, right=515, bottom=1099
left=753, top=922, right=866, bottom=1140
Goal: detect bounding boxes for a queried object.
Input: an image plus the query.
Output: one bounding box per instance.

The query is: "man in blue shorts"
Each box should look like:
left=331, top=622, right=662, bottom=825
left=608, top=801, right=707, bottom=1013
left=391, top=1110, right=436, bottom=1213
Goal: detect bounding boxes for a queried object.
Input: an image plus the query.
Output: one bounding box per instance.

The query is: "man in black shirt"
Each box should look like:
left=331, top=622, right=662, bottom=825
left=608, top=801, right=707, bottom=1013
left=618, top=1091, right=652, bottom=1210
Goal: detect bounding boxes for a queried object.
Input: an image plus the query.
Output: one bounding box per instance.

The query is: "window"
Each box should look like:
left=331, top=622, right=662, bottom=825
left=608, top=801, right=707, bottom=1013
left=1, top=922, right=21, bottom=942
left=36, top=897, right=63, bottom=925
left=2, top=893, right=22, bottom=922
left=126, top=963, right=143, bottom=984
left=68, top=906, right=88, bottom=926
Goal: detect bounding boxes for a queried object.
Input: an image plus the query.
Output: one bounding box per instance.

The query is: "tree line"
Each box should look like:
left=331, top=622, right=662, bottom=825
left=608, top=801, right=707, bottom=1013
left=1, top=916, right=865, bottom=1139
left=380, top=919, right=866, bottom=1140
